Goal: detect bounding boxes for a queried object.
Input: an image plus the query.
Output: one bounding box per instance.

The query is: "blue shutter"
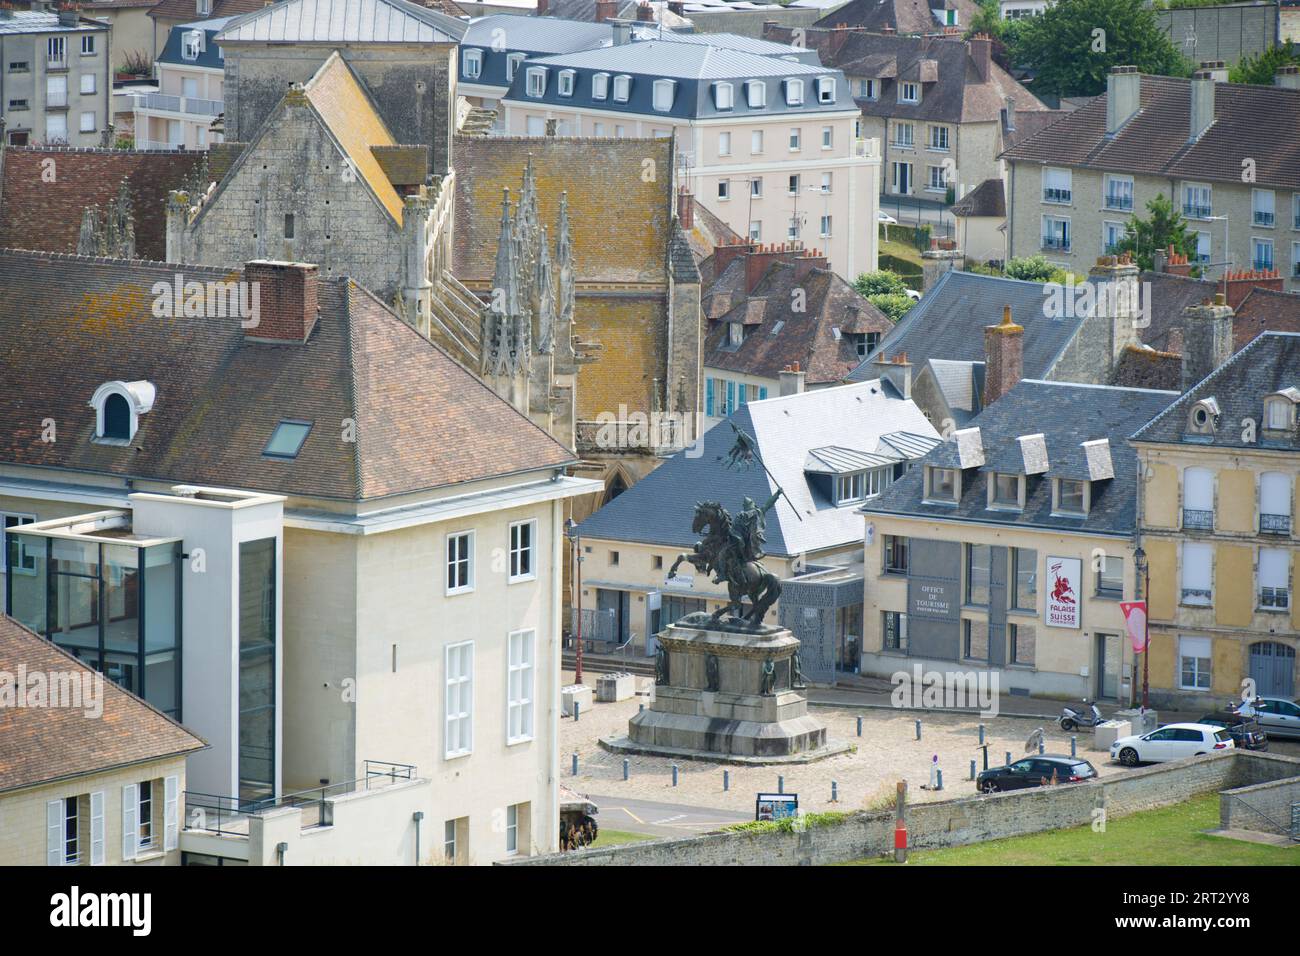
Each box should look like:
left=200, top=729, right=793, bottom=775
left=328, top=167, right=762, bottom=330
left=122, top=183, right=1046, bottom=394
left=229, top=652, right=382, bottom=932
left=726, top=381, right=735, bottom=414
left=758, top=387, right=768, bottom=400
left=706, top=378, right=714, bottom=416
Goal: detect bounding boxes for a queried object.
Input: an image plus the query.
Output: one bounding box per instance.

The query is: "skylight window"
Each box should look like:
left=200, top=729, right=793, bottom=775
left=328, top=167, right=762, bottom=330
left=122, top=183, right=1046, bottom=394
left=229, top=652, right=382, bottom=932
left=264, top=420, right=313, bottom=459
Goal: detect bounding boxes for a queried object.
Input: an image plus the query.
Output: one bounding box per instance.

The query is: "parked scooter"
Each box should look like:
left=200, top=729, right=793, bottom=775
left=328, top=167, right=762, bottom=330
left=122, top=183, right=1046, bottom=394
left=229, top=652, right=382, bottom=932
left=1058, top=699, right=1104, bottom=732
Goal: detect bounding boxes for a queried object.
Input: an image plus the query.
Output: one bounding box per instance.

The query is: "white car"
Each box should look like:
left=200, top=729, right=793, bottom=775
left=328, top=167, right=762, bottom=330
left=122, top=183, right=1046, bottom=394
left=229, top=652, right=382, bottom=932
left=878, top=212, right=899, bottom=225
left=1239, top=697, right=1300, bottom=739
left=1110, top=722, right=1235, bottom=766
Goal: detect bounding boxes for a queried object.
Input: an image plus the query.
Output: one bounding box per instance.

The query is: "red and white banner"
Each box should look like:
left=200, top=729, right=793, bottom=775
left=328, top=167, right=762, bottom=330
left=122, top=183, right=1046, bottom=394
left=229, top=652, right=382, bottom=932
left=1044, top=557, right=1081, bottom=628
left=1120, top=601, right=1148, bottom=652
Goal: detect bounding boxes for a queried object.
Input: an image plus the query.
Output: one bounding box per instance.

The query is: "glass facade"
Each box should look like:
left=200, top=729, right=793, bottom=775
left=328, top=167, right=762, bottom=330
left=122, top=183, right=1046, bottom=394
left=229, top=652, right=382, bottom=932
left=5, top=533, right=181, bottom=717
left=238, top=538, right=276, bottom=805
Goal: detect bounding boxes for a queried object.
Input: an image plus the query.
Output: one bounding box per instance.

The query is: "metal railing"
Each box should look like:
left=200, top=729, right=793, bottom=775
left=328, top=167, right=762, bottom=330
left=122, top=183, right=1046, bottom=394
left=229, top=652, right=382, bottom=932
left=1292, top=802, right=1300, bottom=843
left=1183, top=508, right=1214, bottom=530
left=1041, top=235, right=1070, bottom=251
left=1261, top=513, right=1291, bottom=534
left=1253, top=211, right=1274, bottom=227
left=1259, top=587, right=1290, bottom=610
left=1184, top=203, right=1212, bottom=219
left=1104, top=192, right=1133, bottom=211
left=1042, top=187, right=1071, bottom=204
left=1253, top=259, right=1274, bottom=272
left=131, top=91, right=224, bottom=116
left=1181, top=587, right=1212, bottom=604
left=47, top=55, right=66, bottom=70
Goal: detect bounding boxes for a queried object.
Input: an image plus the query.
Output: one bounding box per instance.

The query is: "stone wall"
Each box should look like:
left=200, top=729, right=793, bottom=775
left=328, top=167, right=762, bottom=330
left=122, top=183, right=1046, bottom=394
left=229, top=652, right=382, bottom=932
left=500, top=750, right=1300, bottom=865
left=1155, top=2, right=1276, bottom=66
left=1220, top=777, right=1300, bottom=835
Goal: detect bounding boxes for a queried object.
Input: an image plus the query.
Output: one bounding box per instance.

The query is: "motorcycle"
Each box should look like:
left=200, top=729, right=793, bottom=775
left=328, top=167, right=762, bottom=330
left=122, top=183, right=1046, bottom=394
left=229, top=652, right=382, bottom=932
left=1058, top=699, right=1104, bottom=732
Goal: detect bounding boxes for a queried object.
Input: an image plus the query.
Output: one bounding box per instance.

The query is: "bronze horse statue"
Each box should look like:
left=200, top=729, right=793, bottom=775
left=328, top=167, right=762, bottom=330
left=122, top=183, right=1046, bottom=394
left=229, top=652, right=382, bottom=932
left=667, top=499, right=782, bottom=627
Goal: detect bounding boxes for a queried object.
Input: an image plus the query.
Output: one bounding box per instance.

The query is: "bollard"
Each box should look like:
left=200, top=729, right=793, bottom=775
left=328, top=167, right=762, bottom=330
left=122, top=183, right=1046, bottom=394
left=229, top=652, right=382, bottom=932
left=969, top=759, right=976, bottom=781
left=623, top=758, right=629, bottom=781
left=894, top=781, right=908, bottom=864
left=723, top=769, right=730, bottom=792
left=915, top=719, right=922, bottom=741
left=778, top=775, right=785, bottom=795
left=672, top=764, right=679, bottom=787
left=639, top=703, right=645, bottom=713
left=978, top=724, right=986, bottom=746
left=1071, top=735, right=1077, bottom=758
left=857, top=715, right=863, bottom=737
left=1005, top=750, right=1012, bottom=767
left=574, top=701, right=580, bottom=723
left=831, top=780, right=838, bottom=803
left=571, top=752, right=578, bottom=776
left=936, top=769, right=943, bottom=791
left=1039, top=739, right=1045, bottom=755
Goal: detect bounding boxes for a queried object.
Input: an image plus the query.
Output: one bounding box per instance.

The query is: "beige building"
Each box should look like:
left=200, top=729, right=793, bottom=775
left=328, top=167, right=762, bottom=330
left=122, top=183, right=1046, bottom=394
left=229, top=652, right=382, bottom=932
left=1003, top=67, right=1300, bottom=291
left=129, top=16, right=225, bottom=149
left=1132, top=331, right=1300, bottom=709
left=82, top=0, right=154, bottom=69
left=0, top=615, right=206, bottom=866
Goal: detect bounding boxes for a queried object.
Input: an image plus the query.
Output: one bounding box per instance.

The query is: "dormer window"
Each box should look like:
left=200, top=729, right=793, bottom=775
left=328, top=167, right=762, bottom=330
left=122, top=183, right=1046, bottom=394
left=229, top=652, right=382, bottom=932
left=1264, top=392, right=1297, bottom=430
left=836, top=468, right=888, bottom=505
left=816, top=76, right=835, bottom=104
left=1187, top=397, right=1220, bottom=436
left=899, top=82, right=919, bottom=104
left=90, top=380, right=155, bottom=445
left=613, top=74, right=631, bottom=103
left=747, top=80, right=766, bottom=109
left=558, top=69, right=575, bottom=97
left=989, top=472, right=1023, bottom=510
left=714, top=81, right=733, bottom=110
left=462, top=48, right=482, bottom=80
left=505, top=53, right=525, bottom=83
left=526, top=67, right=547, bottom=98
left=784, top=78, right=803, bottom=106
left=652, top=78, right=675, bottom=112
left=925, top=466, right=958, bottom=503
left=197, top=0, right=211, bottom=14
left=592, top=72, right=609, bottom=100
left=182, top=30, right=203, bottom=62
left=1055, top=478, right=1088, bottom=516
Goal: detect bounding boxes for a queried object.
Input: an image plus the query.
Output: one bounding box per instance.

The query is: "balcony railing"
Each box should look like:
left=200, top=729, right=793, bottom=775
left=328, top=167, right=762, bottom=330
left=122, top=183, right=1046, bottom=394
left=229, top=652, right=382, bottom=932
left=1183, top=508, right=1214, bottom=530
left=46, top=91, right=67, bottom=108
left=1261, top=513, right=1292, bottom=535
left=1104, top=192, right=1133, bottom=211
left=1181, top=587, right=1212, bottom=604
left=1043, top=187, right=1072, bottom=204
left=1041, top=235, right=1071, bottom=251
left=1184, top=203, right=1212, bottom=219
left=1254, top=211, right=1275, bottom=227
left=131, top=91, right=224, bottom=116
left=46, top=55, right=66, bottom=70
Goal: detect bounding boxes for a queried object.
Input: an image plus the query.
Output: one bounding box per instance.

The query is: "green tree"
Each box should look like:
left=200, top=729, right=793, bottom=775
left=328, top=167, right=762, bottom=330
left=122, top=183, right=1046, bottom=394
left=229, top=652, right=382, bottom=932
left=1113, top=195, right=1198, bottom=272
left=1014, top=0, right=1189, bottom=97
left=866, top=292, right=915, bottom=323
left=1229, top=42, right=1300, bottom=85
left=854, top=270, right=909, bottom=298
left=1003, top=255, right=1059, bottom=282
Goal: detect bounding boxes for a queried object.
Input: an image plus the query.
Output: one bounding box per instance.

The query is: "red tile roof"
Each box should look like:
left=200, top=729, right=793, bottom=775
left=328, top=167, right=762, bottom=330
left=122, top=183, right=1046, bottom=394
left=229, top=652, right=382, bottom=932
left=1233, top=287, right=1300, bottom=351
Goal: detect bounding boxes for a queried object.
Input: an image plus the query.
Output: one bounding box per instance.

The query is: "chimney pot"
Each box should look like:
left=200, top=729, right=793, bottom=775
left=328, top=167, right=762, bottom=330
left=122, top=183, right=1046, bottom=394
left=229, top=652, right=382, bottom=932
left=983, top=305, right=1023, bottom=406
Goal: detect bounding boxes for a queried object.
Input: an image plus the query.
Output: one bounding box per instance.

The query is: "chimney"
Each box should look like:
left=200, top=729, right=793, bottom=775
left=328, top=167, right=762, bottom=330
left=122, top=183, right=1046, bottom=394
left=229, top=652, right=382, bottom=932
left=1221, top=268, right=1284, bottom=311
left=882, top=25, right=895, bottom=35
left=983, top=305, right=1023, bottom=407
left=744, top=242, right=800, bottom=294
left=779, top=363, right=805, bottom=396
left=873, top=352, right=912, bottom=400
left=611, top=20, right=631, bottom=43
left=829, top=24, right=852, bottom=57
left=1181, top=294, right=1233, bottom=391
left=1198, top=60, right=1228, bottom=83
left=711, top=238, right=758, bottom=277
left=1088, top=253, right=1142, bottom=369
left=794, top=247, right=827, bottom=283
left=1189, top=70, right=1215, bottom=142
left=636, top=1, right=654, bottom=20
left=242, top=260, right=319, bottom=343
left=1276, top=65, right=1300, bottom=90
left=1164, top=245, right=1193, bottom=277
left=595, top=0, right=617, bottom=22
left=668, top=0, right=683, bottom=13
left=537, top=0, right=548, bottom=15
left=677, top=185, right=694, bottom=230
left=1153, top=247, right=1167, bottom=274
left=1106, top=66, right=1141, bottom=136
left=56, top=2, right=78, bottom=26
left=969, top=33, right=991, bottom=83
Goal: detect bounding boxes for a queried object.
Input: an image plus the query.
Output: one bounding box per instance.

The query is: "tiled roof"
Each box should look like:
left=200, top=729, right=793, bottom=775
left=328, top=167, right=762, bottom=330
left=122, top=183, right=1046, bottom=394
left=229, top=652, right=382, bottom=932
left=704, top=258, right=893, bottom=384
left=950, top=177, right=1004, bottom=218
left=1233, top=288, right=1300, bottom=351
left=214, top=0, right=466, bottom=43
left=0, top=148, right=204, bottom=260
left=684, top=198, right=742, bottom=271
left=577, top=380, right=939, bottom=556
left=0, top=10, right=110, bottom=33
left=0, top=250, right=575, bottom=501
left=1134, top=271, right=1221, bottom=354
left=1111, top=345, right=1182, bottom=392
left=812, top=0, right=980, bottom=34
left=0, top=615, right=206, bottom=796
left=864, top=380, right=1179, bottom=535
left=453, top=136, right=673, bottom=285
left=1131, top=332, right=1300, bottom=451
left=150, top=0, right=268, bottom=23
left=1001, top=74, right=1300, bottom=190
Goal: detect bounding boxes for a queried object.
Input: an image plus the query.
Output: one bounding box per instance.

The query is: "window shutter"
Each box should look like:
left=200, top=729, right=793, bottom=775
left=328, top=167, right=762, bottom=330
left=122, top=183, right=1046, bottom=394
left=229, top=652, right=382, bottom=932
left=705, top=378, right=714, bottom=416
left=1180, top=636, right=1211, bottom=660
left=122, top=783, right=138, bottom=861
left=90, top=791, right=105, bottom=865
left=1259, top=549, right=1289, bottom=589
left=1260, top=472, right=1289, bottom=515
left=1184, top=468, right=1214, bottom=510
left=47, top=799, right=62, bottom=866
left=164, top=775, right=179, bottom=851
left=1182, top=542, right=1213, bottom=591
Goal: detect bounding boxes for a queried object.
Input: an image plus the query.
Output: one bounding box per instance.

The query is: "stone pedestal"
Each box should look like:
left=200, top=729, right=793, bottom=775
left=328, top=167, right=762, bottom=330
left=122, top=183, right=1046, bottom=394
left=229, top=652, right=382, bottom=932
left=562, top=683, right=593, bottom=717
left=596, top=672, right=636, bottom=703
left=1093, top=720, right=1131, bottom=751
left=621, top=615, right=833, bottom=760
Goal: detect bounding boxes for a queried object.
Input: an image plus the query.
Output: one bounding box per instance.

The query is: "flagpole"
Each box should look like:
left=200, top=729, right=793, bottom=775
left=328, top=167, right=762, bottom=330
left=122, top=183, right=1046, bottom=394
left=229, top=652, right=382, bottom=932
left=724, top=420, right=804, bottom=522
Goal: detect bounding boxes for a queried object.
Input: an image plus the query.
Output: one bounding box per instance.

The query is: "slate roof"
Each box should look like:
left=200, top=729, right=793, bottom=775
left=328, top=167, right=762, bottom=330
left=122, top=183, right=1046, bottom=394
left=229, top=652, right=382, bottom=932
left=950, top=177, right=1004, bottom=218
left=1131, top=332, right=1300, bottom=451
left=0, top=250, right=575, bottom=501
left=703, top=257, right=892, bottom=384
left=1111, top=345, right=1182, bottom=392
left=812, top=0, right=979, bottom=34
left=577, top=380, right=939, bottom=556
left=0, top=614, right=206, bottom=796
left=1001, top=73, right=1300, bottom=191
left=150, top=0, right=267, bottom=23
left=1233, top=288, right=1300, bottom=351
left=453, top=135, right=673, bottom=285
left=1134, top=271, right=1220, bottom=354
left=157, top=17, right=237, bottom=70
left=863, top=380, right=1179, bottom=535
left=215, top=0, right=466, bottom=43
left=0, top=9, right=110, bottom=33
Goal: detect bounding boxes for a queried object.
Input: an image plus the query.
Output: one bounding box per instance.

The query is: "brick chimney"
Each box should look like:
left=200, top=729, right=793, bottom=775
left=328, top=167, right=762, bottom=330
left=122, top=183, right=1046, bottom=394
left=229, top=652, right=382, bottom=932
left=635, top=0, right=653, bottom=20
left=1276, top=65, right=1300, bottom=90
left=873, top=352, right=912, bottom=399
left=794, top=247, right=827, bottom=283
left=711, top=238, right=758, bottom=277
left=1198, top=60, right=1228, bottom=83
left=745, top=243, right=801, bottom=294
left=243, top=260, right=319, bottom=343
left=1181, top=294, right=1233, bottom=391
left=779, top=362, right=805, bottom=396
left=537, top=0, right=548, bottom=15
left=1221, top=268, right=1284, bottom=311
left=1189, top=69, right=1215, bottom=142
left=595, top=0, right=616, bottom=22
left=1164, top=245, right=1193, bottom=277
left=881, top=25, right=895, bottom=35
left=829, top=24, right=852, bottom=57
left=1106, top=66, right=1141, bottom=135
left=969, top=33, right=991, bottom=83
left=983, top=305, right=1023, bottom=407
left=677, top=185, right=694, bottom=230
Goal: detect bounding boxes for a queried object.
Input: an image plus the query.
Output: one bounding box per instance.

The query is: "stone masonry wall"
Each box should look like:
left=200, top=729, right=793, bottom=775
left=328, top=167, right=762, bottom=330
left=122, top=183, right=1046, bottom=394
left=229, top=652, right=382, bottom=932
left=1220, top=777, right=1300, bottom=835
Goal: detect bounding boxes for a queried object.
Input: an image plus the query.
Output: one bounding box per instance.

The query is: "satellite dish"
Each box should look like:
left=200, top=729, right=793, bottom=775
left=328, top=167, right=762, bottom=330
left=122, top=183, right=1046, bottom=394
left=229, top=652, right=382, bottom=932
left=1024, top=727, right=1044, bottom=754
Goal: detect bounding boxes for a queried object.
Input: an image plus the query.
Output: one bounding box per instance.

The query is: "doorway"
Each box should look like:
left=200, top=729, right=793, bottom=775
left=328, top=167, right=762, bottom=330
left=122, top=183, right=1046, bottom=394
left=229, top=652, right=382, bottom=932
left=1095, top=632, right=1121, bottom=700
left=1250, top=641, right=1296, bottom=698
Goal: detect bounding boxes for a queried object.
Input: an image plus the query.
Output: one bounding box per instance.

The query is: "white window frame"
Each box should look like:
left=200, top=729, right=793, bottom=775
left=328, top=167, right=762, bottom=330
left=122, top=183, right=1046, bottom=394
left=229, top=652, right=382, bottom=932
left=525, top=66, right=547, bottom=98
left=444, top=641, right=474, bottom=759
left=821, top=125, right=833, bottom=149
left=746, top=79, right=766, bottom=108
left=1252, top=236, right=1274, bottom=271
left=784, top=78, right=803, bottom=106
left=446, top=530, right=475, bottom=595
left=1183, top=182, right=1212, bottom=219
left=750, top=129, right=763, bottom=154
left=79, top=73, right=95, bottom=95
left=2, top=512, right=36, bottom=573
left=892, top=121, right=913, bottom=148
left=506, top=803, right=519, bottom=854
left=861, top=78, right=877, bottom=100
left=819, top=213, right=832, bottom=238
left=509, top=519, right=537, bottom=583
left=899, top=81, right=919, bottom=104
left=1258, top=548, right=1290, bottom=610
left=47, top=36, right=65, bottom=67
left=717, top=179, right=730, bottom=200
left=612, top=74, right=631, bottom=103
left=1178, top=636, right=1212, bottom=690
left=505, top=53, right=525, bottom=83
left=592, top=72, right=609, bottom=100
left=714, top=81, right=733, bottom=110
left=506, top=629, right=535, bottom=745
left=557, top=69, right=575, bottom=97
left=788, top=127, right=800, bottom=151
left=1196, top=231, right=1212, bottom=264
left=718, top=130, right=731, bottom=156
left=79, top=111, right=95, bottom=133
left=1103, top=174, right=1133, bottom=211
left=927, top=124, right=949, bottom=150
left=181, top=30, right=202, bottom=62
left=1252, top=188, right=1275, bottom=227
left=1042, top=167, right=1072, bottom=205
left=652, top=78, right=675, bottom=113
left=462, top=48, right=482, bottom=79
left=816, top=76, right=835, bottom=103
left=820, top=171, right=831, bottom=193
left=81, top=35, right=95, bottom=56
left=1102, top=219, right=1124, bottom=254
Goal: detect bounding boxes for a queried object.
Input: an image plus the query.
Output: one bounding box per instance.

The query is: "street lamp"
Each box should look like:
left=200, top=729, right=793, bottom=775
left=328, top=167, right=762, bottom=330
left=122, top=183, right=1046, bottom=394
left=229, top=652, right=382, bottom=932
left=1134, top=545, right=1150, bottom=712
left=565, top=517, right=584, bottom=686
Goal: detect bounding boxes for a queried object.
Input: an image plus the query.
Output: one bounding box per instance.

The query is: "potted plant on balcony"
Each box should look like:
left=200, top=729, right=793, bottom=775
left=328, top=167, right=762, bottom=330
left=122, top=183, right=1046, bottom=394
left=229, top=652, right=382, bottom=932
left=116, top=50, right=153, bottom=84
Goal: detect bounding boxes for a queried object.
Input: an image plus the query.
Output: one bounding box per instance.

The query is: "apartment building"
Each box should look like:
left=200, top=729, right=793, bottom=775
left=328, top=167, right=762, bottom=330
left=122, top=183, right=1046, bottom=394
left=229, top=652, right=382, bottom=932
left=861, top=379, right=1177, bottom=701
left=0, top=250, right=598, bottom=863
left=0, top=6, right=112, bottom=146
left=1131, top=331, right=1300, bottom=710
left=1003, top=66, right=1300, bottom=291
left=0, top=615, right=206, bottom=867
left=147, top=0, right=264, bottom=57
left=491, top=30, right=880, bottom=279
left=130, top=16, right=227, bottom=149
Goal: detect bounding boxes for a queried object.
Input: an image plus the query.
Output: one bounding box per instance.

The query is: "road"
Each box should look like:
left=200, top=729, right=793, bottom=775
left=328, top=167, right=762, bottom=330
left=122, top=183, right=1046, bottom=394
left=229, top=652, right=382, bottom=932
left=585, top=793, right=751, bottom=840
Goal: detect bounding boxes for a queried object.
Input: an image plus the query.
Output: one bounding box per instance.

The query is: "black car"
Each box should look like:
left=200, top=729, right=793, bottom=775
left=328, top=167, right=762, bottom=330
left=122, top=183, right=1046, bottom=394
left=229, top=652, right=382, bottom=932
left=1198, top=712, right=1268, bottom=751
left=977, top=755, right=1098, bottom=793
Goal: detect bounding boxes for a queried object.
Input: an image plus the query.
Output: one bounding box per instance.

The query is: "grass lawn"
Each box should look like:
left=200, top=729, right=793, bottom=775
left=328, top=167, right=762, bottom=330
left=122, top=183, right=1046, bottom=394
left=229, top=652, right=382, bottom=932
left=590, top=828, right=655, bottom=849
left=878, top=236, right=924, bottom=270
left=848, top=793, right=1300, bottom=866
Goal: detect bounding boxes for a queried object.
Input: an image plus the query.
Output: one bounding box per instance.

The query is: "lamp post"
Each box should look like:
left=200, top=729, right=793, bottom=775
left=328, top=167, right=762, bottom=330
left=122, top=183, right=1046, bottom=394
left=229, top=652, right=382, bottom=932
left=565, top=517, right=584, bottom=686
left=1134, top=545, right=1150, bottom=712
